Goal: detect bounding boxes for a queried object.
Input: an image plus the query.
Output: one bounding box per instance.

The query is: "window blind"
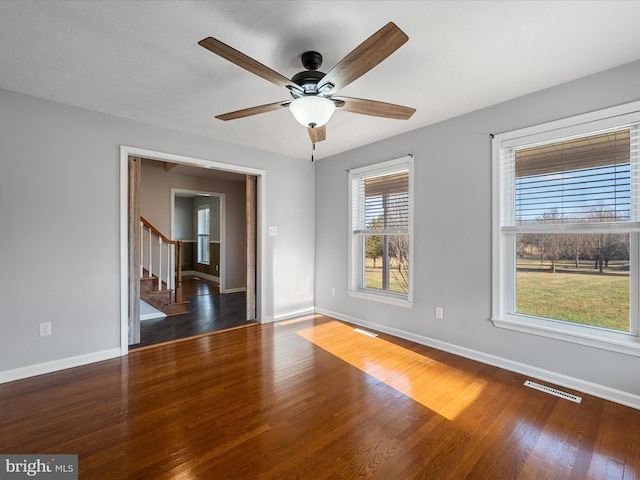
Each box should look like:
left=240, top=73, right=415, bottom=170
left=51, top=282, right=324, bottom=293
left=509, top=125, right=639, bottom=225
left=354, top=171, right=409, bottom=234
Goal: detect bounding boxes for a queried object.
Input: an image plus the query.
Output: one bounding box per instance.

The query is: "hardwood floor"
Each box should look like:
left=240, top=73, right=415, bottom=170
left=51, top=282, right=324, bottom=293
left=133, top=276, right=253, bottom=349
left=1, top=314, right=639, bottom=479
left=181, top=275, right=220, bottom=297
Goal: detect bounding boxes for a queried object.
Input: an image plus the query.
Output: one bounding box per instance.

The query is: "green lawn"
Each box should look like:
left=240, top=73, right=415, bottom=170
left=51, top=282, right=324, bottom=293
left=365, top=259, right=408, bottom=294
left=516, top=260, right=630, bottom=331
left=364, top=257, right=630, bottom=331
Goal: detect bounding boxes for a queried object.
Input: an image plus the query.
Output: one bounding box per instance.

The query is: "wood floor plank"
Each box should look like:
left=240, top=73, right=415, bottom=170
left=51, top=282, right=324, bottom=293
left=1, top=314, right=639, bottom=479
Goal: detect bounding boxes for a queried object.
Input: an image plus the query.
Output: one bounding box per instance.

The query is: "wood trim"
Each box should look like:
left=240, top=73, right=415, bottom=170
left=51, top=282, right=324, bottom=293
left=128, top=156, right=141, bottom=344
left=130, top=323, right=258, bottom=352
left=246, top=175, right=257, bottom=320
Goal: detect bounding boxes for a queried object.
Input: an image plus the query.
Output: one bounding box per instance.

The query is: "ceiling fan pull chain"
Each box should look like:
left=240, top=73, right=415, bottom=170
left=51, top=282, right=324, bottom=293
left=311, top=142, right=316, bottom=162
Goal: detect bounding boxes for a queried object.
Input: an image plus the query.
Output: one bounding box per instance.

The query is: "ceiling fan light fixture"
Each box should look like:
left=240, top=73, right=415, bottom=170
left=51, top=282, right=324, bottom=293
left=289, top=96, right=336, bottom=128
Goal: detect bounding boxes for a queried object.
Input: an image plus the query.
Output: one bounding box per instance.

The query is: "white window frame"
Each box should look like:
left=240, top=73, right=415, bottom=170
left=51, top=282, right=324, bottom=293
left=492, top=100, right=640, bottom=357
left=348, top=155, right=414, bottom=308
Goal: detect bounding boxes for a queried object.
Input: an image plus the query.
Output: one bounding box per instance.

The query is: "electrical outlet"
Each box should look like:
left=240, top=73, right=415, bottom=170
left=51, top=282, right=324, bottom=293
left=39, top=322, right=52, bottom=337
left=435, top=307, right=444, bottom=319
left=331, top=287, right=336, bottom=296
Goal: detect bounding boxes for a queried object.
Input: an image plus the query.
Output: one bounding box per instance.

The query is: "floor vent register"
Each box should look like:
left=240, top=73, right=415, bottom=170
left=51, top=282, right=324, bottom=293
left=524, top=380, right=582, bottom=403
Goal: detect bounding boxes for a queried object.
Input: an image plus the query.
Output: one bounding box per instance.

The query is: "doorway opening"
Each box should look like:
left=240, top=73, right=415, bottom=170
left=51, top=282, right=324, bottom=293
left=119, top=146, right=266, bottom=354
left=172, top=189, right=226, bottom=292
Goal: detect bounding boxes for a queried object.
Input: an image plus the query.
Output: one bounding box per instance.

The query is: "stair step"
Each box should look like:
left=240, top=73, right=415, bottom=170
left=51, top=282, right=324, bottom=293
left=141, top=294, right=189, bottom=317
left=140, top=281, right=188, bottom=317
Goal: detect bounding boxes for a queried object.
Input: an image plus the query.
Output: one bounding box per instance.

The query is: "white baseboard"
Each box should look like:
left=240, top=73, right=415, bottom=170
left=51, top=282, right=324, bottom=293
left=314, top=307, right=640, bottom=411
left=185, top=270, right=220, bottom=283
left=274, top=307, right=315, bottom=322
left=184, top=270, right=246, bottom=294
left=224, top=287, right=247, bottom=294
left=1, top=348, right=122, bottom=384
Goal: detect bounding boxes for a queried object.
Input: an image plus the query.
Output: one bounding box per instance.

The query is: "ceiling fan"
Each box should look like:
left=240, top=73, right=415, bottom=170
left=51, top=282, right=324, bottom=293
left=198, top=22, right=416, bottom=144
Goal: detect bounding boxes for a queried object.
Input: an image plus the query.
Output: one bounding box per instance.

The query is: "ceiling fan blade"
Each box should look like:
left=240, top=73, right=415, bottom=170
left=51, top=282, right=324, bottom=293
left=215, top=100, right=290, bottom=121
left=334, top=97, right=416, bottom=120
left=307, top=124, right=327, bottom=143
left=199, top=37, right=299, bottom=91
left=319, top=22, right=408, bottom=91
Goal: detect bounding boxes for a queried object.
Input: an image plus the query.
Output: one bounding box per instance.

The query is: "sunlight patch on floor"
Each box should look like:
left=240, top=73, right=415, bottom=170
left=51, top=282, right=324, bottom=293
left=296, top=320, right=486, bottom=420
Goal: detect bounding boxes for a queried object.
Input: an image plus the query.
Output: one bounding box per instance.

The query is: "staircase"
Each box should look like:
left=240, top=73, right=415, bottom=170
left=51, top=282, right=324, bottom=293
left=140, top=216, right=189, bottom=316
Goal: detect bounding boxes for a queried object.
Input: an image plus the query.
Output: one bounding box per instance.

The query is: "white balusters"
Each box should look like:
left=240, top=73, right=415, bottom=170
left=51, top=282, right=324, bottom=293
left=139, top=217, right=182, bottom=299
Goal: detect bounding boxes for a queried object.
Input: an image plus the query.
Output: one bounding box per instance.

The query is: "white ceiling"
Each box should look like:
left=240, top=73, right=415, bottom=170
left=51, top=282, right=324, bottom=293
left=2, top=1, right=640, bottom=161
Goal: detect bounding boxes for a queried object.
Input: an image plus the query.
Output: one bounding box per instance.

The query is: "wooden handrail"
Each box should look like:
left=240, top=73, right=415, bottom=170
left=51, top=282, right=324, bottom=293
left=140, top=216, right=183, bottom=303
left=141, top=216, right=180, bottom=245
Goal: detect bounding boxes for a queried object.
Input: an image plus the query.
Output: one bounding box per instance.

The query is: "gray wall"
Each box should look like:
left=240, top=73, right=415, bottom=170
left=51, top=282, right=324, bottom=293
left=174, top=197, right=194, bottom=241
left=314, top=60, right=640, bottom=404
left=0, top=88, right=315, bottom=375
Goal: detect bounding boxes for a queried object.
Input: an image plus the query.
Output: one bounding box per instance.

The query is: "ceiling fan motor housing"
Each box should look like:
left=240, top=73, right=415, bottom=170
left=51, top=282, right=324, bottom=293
left=291, top=70, right=325, bottom=95
left=290, top=51, right=333, bottom=98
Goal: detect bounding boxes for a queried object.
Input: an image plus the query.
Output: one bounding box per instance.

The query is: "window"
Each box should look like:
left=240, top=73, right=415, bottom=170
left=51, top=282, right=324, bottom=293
left=492, top=101, right=640, bottom=356
left=348, top=155, right=413, bottom=307
left=197, top=204, right=210, bottom=265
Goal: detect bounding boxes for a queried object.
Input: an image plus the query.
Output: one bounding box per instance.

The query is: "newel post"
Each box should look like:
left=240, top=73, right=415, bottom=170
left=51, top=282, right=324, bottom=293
left=175, top=240, right=183, bottom=303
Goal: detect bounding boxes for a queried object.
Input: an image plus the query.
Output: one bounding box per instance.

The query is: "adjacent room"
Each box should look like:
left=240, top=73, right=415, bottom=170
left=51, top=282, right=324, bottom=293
left=2, top=1, right=640, bottom=478
left=133, top=158, right=254, bottom=348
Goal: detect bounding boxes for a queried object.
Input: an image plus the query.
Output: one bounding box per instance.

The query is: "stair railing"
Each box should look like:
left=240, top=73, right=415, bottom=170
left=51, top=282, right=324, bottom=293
left=140, top=216, right=183, bottom=303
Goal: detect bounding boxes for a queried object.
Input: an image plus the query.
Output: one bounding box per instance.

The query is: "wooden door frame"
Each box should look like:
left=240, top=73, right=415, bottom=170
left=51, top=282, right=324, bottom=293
left=246, top=175, right=257, bottom=321
left=119, top=145, right=266, bottom=354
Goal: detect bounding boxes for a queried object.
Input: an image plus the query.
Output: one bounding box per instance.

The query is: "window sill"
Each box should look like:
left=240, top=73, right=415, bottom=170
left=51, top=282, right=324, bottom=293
left=348, top=290, right=413, bottom=309
left=492, top=314, right=640, bottom=358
